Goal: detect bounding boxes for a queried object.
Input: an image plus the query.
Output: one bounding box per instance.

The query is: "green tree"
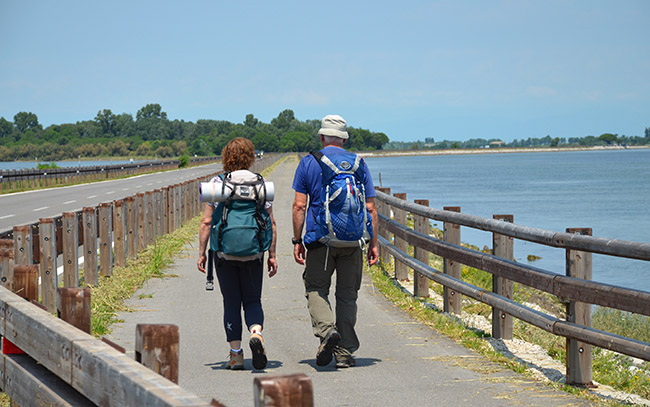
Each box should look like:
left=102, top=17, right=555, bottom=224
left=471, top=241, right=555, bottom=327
left=136, top=104, right=167, bottom=120
left=244, top=114, right=259, bottom=128
left=94, top=109, right=115, bottom=134
left=0, top=117, right=14, bottom=138
left=271, top=109, right=296, bottom=131
left=550, top=137, right=560, bottom=147
left=599, top=133, right=618, bottom=145
left=14, top=112, right=42, bottom=133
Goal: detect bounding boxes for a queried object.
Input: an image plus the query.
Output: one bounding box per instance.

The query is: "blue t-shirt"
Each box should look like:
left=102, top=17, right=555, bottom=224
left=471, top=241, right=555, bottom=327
left=291, top=146, right=376, bottom=239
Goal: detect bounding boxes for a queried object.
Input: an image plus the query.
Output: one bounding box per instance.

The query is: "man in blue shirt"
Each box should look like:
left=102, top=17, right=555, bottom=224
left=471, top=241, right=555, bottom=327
left=291, top=114, right=378, bottom=368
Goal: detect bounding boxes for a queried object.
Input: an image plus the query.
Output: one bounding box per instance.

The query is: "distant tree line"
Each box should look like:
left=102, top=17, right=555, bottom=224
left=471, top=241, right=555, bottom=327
left=0, top=104, right=389, bottom=161
left=384, top=129, right=650, bottom=151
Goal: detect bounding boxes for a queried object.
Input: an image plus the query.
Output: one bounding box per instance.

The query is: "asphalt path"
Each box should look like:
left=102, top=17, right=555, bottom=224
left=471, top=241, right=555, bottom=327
left=105, top=157, right=598, bottom=407
left=0, top=163, right=222, bottom=233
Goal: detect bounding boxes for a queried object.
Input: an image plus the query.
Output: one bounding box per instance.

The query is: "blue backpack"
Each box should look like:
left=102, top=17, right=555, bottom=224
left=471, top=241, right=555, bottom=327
left=306, top=150, right=373, bottom=247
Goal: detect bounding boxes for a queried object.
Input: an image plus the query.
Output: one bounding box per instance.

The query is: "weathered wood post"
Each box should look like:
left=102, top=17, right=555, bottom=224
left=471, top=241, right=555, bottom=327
left=413, top=199, right=430, bottom=297
left=162, top=186, right=170, bottom=235
left=491, top=214, right=514, bottom=339
left=82, top=207, right=98, bottom=286
left=39, top=218, right=58, bottom=312
left=565, top=227, right=593, bottom=386
left=98, top=202, right=113, bottom=277
left=154, top=189, right=163, bottom=239
left=62, top=212, right=79, bottom=287
left=376, top=188, right=391, bottom=265
left=57, top=287, right=91, bottom=333
left=392, top=193, right=409, bottom=281
left=181, top=181, right=188, bottom=224
left=113, top=199, right=126, bottom=268
left=125, top=196, right=137, bottom=260
left=0, top=239, right=14, bottom=289
left=13, top=264, right=39, bottom=301
left=174, top=184, right=182, bottom=229
left=443, top=206, right=461, bottom=315
left=135, top=324, right=179, bottom=384
left=136, top=193, right=146, bottom=251
left=13, top=225, right=32, bottom=266
left=253, top=374, right=314, bottom=407
left=145, top=191, right=154, bottom=246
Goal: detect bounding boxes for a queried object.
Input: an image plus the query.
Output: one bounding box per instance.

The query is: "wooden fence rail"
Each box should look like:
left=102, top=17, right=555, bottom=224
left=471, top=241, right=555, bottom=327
left=375, top=188, right=650, bottom=386
left=0, top=154, right=288, bottom=405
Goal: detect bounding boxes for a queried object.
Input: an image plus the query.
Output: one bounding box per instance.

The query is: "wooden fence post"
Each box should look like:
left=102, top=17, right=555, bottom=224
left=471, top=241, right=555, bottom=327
left=13, top=264, right=39, bottom=302
left=136, top=193, right=146, bottom=251
left=253, top=374, right=314, bottom=407
left=98, top=202, right=113, bottom=277
left=492, top=214, right=514, bottom=340
left=174, top=184, right=181, bottom=229
left=57, top=287, right=91, bottom=334
left=162, top=187, right=170, bottom=235
left=113, top=200, right=126, bottom=268
left=376, top=188, right=391, bottom=265
left=566, top=227, right=593, bottom=386
left=413, top=199, right=430, bottom=297
left=82, top=207, right=98, bottom=286
left=392, top=193, right=409, bottom=281
left=145, top=191, right=154, bottom=246
left=125, top=196, right=137, bottom=260
left=0, top=239, right=14, bottom=290
left=62, top=212, right=79, bottom=287
left=135, top=324, right=179, bottom=384
left=443, top=206, right=461, bottom=315
left=154, top=189, right=163, bottom=239
left=39, top=218, right=58, bottom=312
left=13, top=225, right=32, bottom=266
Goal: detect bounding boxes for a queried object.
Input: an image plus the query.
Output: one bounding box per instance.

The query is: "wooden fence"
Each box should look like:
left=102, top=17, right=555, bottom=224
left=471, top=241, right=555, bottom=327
left=0, top=154, right=299, bottom=406
left=0, top=156, right=220, bottom=193
left=374, top=187, right=650, bottom=386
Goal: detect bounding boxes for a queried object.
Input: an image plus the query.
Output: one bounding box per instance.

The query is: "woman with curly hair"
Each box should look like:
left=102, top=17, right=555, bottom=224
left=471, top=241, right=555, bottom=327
left=197, top=137, right=277, bottom=370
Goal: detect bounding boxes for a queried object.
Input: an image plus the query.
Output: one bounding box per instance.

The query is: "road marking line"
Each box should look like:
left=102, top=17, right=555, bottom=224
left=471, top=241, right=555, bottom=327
left=136, top=185, right=143, bottom=188
left=87, top=195, right=97, bottom=199
left=63, top=200, right=76, bottom=204
left=33, top=206, right=48, bottom=212
left=122, top=188, right=129, bottom=191
left=0, top=214, right=15, bottom=220
left=106, top=191, right=115, bottom=195
left=146, top=183, right=153, bottom=186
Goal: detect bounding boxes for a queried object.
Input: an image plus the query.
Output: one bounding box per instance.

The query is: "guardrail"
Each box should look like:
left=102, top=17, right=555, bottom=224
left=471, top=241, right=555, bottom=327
left=0, top=154, right=293, bottom=406
left=0, top=156, right=221, bottom=192
left=374, top=187, right=650, bottom=387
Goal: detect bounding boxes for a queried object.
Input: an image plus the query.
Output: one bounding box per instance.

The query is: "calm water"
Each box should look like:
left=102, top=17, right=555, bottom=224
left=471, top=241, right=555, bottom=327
left=0, top=159, right=143, bottom=171
left=364, top=149, right=650, bottom=293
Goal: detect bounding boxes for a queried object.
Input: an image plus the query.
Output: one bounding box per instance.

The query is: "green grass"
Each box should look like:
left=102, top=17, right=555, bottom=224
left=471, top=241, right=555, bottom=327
left=90, top=216, right=201, bottom=336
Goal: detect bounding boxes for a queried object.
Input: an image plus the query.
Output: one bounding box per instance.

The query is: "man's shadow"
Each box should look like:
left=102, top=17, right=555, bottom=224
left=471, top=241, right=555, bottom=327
left=205, top=359, right=284, bottom=373
left=298, top=357, right=381, bottom=371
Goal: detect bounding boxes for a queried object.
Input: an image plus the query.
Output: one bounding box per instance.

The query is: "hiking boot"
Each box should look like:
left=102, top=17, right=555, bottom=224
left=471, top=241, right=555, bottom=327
left=335, top=354, right=356, bottom=368
left=316, top=328, right=341, bottom=366
left=225, top=349, right=244, bottom=370
left=249, top=333, right=267, bottom=370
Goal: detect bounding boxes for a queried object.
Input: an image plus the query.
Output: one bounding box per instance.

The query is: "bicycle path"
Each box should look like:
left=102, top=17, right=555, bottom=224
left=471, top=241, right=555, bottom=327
left=105, top=156, right=598, bottom=407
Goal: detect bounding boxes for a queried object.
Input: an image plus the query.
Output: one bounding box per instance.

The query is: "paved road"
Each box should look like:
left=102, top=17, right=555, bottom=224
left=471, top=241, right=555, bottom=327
left=106, top=157, right=598, bottom=407
left=0, top=163, right=221, bottom=232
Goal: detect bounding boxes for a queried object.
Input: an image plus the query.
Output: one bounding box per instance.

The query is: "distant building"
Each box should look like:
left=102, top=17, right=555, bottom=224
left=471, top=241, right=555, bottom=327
left=489, top=141, right=505, bottom=148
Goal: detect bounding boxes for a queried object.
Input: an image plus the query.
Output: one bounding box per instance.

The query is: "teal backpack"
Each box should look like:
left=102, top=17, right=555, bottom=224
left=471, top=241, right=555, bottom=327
left=209, top=171, right=272, bottom=257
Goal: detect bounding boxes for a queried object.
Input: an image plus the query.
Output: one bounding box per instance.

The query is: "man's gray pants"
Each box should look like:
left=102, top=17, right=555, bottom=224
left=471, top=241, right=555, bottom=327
left=303, top=245, right=363, bottom=358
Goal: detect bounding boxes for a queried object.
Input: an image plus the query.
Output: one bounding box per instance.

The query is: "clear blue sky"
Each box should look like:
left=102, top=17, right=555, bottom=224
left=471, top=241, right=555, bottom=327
left=1, top=1, right=648, bottom=142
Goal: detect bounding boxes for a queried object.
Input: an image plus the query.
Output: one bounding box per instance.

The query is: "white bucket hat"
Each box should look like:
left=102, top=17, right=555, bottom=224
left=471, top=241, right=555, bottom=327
left=318, top=114, right=349, bottom=139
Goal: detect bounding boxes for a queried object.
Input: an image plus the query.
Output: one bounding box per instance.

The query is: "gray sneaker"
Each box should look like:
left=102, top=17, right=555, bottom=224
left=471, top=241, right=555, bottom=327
left=316, top=328, right=341, bottom=366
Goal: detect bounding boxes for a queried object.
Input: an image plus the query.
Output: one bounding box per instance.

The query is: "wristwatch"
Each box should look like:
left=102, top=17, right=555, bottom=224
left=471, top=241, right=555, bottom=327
left=291, top=237, right=302, bottom=245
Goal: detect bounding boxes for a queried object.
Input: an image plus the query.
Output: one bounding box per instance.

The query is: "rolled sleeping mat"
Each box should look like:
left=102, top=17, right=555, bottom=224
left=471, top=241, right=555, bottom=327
left=199, top=181, right=274, bottom=202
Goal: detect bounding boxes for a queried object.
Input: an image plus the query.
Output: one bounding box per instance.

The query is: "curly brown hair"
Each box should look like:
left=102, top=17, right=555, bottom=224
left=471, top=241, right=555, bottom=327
left=221, top=137, right=256, bottom=172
